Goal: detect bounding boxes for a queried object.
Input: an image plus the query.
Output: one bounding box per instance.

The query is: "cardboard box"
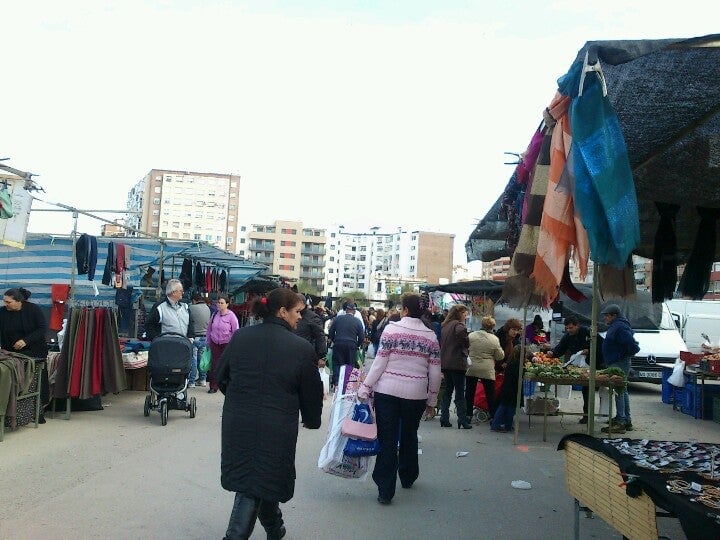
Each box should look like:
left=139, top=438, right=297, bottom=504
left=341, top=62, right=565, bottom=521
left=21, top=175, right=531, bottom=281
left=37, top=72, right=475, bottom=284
left=524, top=396, right=559, bottom=415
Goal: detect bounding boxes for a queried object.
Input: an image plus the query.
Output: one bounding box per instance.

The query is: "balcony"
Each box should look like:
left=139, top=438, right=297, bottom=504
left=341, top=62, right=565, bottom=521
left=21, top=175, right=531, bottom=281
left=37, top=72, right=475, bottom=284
left=300, top=270, right=325, bottom=279
left=253, top=255, right=274, bottom=265
left=301, top=246, right=326, bottom=255
left=301, top=257, right=325, bottom=267
left=249, top=242, right=275, bottom=251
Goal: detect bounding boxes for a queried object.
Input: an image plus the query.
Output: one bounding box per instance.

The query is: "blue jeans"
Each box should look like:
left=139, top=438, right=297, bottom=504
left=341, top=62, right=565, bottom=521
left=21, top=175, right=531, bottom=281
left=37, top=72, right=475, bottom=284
left=607, top=358, right=631, bottom=423
left=491, top=404, right=515, bottom=431
left=189, top=336, right=207, bottom=383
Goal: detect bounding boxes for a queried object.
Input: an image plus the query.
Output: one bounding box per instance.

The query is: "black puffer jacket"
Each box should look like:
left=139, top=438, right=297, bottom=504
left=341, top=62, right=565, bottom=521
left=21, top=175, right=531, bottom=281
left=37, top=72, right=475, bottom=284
left=294, top=307, right=327, bottom=362
left=216, top=316, right=323, bottom=503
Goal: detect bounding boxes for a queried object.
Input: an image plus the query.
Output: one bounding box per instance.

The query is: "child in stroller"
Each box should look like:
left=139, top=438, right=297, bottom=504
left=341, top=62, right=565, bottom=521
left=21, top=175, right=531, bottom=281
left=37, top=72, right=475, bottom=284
left=143, top=332, right=197, bottom=425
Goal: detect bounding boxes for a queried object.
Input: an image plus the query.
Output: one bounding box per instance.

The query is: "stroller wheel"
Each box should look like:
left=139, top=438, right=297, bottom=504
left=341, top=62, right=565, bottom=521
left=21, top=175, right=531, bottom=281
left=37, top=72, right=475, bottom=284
left=143, top=395, right=151, bottom=417
left=160, top=400, right=168, bottom=426
left=189, top=397, right=197, bottom=418
left=473, top=409, right=491, bottom=424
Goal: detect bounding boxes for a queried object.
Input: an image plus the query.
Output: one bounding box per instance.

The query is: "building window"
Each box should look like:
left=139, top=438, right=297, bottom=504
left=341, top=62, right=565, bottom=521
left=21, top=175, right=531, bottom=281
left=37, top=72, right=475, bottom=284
left=230, top=181, right=237, bottom=188
left=280, top=253, right=296, bottom=259
left=152, top=210, right=160, bottom=216
left=281, top=228, right=297, bottom=235
left=239, top=238, right=245, bottom=244
left=151, top=221, right=159, bottom=227
left=328, top=279, right=334, bottom=285
left=172, top=221, right=180, bottom=228
left=281, top=240, right=296, bottom=246
left=240, top=225, right=246, bottom=231
left=227, top=226, right=234, bottom=232
left=279, top=264, right=295, bottom=271
left=154, top=186, right=161, bottom=193
left=153, top=198, right=160, bottom=205
left=194, top=234, right=201, bottom=240
left=227, top=238, right=233, bottom=245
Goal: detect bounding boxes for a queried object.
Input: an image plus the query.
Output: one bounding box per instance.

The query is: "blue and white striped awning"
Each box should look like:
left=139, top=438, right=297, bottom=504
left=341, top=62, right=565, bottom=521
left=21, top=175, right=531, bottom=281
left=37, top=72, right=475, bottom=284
left=0, top=233, right=268, bottom=307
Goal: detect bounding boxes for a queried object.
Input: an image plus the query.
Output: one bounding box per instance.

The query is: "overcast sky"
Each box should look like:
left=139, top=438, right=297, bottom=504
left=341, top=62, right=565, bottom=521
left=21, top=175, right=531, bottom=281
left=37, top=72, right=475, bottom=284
left=3, top=1, right=716, bottom=267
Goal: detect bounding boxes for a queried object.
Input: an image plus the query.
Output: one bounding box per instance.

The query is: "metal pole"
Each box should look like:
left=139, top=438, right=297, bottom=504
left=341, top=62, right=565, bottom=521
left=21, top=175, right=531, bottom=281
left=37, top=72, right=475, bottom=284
left=587, top=268, right=599, bottom=434
left=513, top=305, right=529, bottom=444
left=69, top=211, right=79, bottom=307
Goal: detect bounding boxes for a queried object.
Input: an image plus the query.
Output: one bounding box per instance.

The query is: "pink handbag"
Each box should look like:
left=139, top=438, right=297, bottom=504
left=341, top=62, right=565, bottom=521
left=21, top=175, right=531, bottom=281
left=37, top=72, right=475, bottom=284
left=341, top=403, right=377, bottom=441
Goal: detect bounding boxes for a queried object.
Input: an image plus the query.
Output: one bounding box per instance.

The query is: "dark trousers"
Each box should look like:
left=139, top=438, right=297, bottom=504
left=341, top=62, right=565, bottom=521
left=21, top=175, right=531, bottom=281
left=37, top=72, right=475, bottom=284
left=465, top=376, right=496, bottom=418
left=441, top=369, right=468, bottom=425
left=331, top=342, right=357, bottom=386
left=224, top=492, right=284, bottom=540
left=372, top=392, right=426, bottom=501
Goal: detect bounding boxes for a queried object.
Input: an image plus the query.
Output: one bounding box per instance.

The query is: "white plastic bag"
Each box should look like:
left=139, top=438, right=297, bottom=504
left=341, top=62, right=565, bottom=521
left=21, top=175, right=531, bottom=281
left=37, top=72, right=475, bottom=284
left=668, top=358, right=686, bottom=387
left=319, top=367, right=330, bottom=397
left=366, top=343, right=376, bottom=359
left=563, top=351, right=588, bottom=368
left=317, top=365, right=369, bottom=480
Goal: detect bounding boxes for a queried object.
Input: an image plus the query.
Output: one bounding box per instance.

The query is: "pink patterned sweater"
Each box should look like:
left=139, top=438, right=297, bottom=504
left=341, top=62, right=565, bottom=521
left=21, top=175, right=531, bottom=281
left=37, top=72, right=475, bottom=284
left=359, top=317, right=441, bottom=406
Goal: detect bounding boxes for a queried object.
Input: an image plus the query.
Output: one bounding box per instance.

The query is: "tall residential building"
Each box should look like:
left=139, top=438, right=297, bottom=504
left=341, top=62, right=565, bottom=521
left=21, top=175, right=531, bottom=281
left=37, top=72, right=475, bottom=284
left=241, top=220, right=327, bottom=293
left=238, top=222, right=454, bottom=301
left=127, top=169, right=241, bottom=251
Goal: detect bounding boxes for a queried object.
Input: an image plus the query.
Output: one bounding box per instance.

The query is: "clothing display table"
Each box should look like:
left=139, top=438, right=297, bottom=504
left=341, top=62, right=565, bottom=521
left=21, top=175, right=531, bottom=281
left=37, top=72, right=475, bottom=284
left=1, top=358, right=43, bottom=442
left=524, top=375, right=625, bottom=441
left=559, top=434, right=720, bottom=540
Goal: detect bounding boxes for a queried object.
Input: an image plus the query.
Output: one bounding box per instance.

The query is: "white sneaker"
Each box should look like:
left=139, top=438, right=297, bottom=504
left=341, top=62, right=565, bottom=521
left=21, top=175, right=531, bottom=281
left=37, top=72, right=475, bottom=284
left=198, top=380, right=207, bottom=387
left=188, top=382, right=196, bottom=388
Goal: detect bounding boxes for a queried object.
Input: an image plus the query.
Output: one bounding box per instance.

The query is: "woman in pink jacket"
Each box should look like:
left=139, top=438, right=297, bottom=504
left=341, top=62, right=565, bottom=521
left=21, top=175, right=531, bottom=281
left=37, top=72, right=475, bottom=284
left=358, top=293, right=441, bottom=505
left=206, top=294, right=239, bottom=393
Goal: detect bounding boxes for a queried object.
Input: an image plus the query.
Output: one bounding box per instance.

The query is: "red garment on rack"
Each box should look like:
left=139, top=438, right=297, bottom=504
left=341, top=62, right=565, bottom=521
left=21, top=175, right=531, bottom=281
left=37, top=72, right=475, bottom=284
left=91, top=308, right=105, bottom=395
left=69, top=310, right=87, bottom=398
left=50, top=284, right=71, bottom=331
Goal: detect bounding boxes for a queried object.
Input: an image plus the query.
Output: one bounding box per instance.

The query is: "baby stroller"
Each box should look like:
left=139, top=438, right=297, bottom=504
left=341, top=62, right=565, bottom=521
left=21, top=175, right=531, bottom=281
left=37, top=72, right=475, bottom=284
left=143, top=332, right=197, bottom=426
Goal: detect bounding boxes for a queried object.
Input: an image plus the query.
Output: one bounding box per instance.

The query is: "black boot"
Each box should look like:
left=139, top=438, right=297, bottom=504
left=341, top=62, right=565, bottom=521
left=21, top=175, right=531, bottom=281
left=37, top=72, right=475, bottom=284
left=258, top=501, right=286, bottom=540
left=225, top=493, right=259, bottom=540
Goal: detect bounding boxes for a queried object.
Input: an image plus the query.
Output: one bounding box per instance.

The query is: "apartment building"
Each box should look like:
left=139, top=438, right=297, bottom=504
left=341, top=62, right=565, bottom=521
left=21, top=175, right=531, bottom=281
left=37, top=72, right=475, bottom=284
left=126, top=169, right=241, bottom=251
left=238, top=222, right=454, bottom=301
left=240, top=220, right=327, bottom=293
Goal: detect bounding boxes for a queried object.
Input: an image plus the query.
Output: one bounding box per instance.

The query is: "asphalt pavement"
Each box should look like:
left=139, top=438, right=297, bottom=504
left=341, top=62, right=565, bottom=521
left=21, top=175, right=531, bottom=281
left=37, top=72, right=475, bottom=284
left=2, top=382, right=719, bottom=539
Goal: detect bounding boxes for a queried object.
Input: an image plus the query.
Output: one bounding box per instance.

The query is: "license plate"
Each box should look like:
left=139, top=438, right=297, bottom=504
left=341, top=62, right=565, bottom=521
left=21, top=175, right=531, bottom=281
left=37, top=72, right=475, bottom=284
left=636, top=370, right=662, bottom=379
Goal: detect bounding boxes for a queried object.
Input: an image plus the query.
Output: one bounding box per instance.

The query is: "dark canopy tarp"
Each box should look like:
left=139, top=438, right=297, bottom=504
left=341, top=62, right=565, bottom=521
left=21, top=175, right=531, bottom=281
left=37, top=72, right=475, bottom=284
left=421, top=279, right=505, bottom=298
left=466, top=34, right=720, bottom=265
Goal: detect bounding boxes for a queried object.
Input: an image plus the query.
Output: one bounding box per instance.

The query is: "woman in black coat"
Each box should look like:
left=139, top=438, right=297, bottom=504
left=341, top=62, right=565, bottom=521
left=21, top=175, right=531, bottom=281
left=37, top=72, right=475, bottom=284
left=0, top=287, right=49, bottom=422
left=216, top=287, right=323, bottom=540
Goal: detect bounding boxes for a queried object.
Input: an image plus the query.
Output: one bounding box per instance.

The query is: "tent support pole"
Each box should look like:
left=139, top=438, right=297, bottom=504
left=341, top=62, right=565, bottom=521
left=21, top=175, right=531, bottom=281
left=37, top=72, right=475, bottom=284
left=587, top=268, right=599, bottom=435
left=69, top=211, right=79, bottom=307
left=513, top=305, right=528, bottom=444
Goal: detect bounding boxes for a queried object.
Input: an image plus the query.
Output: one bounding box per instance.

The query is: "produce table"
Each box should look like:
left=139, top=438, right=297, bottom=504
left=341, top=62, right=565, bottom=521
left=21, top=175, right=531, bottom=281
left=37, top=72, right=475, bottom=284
left=524, top=375, right=625, bottom=441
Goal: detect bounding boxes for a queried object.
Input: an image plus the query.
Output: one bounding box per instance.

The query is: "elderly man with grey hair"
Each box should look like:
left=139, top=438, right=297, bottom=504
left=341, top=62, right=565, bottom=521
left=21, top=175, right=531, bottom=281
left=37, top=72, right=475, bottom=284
left=144, top=278, right=194, bottom=341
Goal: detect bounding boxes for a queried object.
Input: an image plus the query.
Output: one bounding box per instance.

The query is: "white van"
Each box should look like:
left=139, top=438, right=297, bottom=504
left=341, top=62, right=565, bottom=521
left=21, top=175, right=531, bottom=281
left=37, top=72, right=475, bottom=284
left=668, top=299, right=720, bottom=351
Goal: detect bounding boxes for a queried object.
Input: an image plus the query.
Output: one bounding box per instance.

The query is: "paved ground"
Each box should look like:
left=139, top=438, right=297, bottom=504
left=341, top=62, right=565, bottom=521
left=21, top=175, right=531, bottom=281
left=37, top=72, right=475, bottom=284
left=2, top=382, right=719, bottom=539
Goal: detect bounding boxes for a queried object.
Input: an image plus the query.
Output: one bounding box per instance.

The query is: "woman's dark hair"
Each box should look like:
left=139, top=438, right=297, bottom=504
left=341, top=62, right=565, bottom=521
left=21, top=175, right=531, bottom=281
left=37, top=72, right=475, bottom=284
left=401, top=292, right=424, bottom=318
left=251, top=287, right=304, bottom=319
left=217, top=294, right=231, bottom=304
left=4, top=288, right=31, bottom=302
left=442, top=304, right=468, bottom=326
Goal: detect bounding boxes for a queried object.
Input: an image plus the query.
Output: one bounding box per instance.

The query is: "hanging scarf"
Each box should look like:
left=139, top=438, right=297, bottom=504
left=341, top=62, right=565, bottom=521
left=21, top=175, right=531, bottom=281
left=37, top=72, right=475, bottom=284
left=677, top=207, right=720, bottom=299
left=561, top=59, right=640, bottom=268
left=652, top=202, right=681, bottom=302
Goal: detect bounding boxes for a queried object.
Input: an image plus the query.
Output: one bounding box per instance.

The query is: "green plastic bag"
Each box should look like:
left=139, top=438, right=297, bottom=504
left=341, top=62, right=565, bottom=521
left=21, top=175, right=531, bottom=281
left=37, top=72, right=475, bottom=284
left=199, top=347, right=212, bottom=372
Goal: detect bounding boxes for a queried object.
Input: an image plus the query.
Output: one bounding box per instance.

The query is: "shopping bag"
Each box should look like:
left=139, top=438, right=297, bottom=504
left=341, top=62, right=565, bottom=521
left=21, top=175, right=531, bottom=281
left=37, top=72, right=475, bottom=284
left=366, top=343, right=376, bottom=359
left=341, top=402, right=377, bottom=441
left=318, top=365, right=369, bottom=479
left=319, top=367, right=330, bottom=396
left=199, top=347, right=212, bottom=372
left=344, top=436, right=380, bottom=457
left=668, top=359, right=686, bottom=387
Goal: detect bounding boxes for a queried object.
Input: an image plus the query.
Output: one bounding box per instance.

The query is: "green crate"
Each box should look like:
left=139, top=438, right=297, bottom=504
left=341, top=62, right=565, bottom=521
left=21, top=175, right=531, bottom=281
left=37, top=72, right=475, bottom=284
left=714, top=396, right=720, bottom=424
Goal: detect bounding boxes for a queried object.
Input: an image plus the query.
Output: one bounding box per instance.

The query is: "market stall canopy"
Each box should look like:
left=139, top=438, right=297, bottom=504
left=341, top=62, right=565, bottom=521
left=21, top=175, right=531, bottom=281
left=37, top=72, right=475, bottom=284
left=421, top=279, right=505, bottom=299
left=466, top=34, right=720, bottom=278
left=234, top=276, right=282, bottom=294
left=0, top=234, right=268, bottom=307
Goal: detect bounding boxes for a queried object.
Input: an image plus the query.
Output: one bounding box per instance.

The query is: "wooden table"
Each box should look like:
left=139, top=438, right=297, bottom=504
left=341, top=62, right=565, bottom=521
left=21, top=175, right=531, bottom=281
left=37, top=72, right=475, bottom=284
left=524, top=375, right=625, bottom=441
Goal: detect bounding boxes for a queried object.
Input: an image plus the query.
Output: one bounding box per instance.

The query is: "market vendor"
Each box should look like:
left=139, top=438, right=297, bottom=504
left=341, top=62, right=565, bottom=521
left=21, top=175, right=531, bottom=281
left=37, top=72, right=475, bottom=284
left=546, top=316, right=603, bottom=424
left=0, top=287, right=50, bottom=424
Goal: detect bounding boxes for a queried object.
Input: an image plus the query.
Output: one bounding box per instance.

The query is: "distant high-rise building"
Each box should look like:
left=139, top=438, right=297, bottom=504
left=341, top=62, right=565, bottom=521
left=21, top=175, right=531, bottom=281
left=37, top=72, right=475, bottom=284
left=127, top=169, right=240, bottom=251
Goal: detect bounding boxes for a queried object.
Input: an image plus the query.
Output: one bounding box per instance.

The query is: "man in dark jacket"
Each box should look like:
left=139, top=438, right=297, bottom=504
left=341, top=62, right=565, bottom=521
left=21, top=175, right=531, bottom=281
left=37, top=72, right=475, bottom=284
left=294, top=298, right=327, bottom=367
left=546, top=315, right=603, bottom=424
left=599, top=304, right=639, bottom=434
left=328, top=302, right=364, bottom=387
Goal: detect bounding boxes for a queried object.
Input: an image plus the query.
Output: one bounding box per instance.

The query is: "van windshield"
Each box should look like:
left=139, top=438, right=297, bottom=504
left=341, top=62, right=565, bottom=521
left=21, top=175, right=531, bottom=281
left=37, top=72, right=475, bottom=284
left=658, top=303, right=677, bottom=330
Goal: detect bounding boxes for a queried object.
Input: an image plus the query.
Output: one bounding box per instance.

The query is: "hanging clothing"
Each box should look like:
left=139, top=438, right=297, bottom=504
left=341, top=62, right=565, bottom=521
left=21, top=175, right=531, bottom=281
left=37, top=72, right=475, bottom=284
left=101, top=242, right=115, bottom=286
left=219, top=270, right=227, bottom=292
left=50, top=284, right=71, bottom=331
left=179, top=258, right=193, bottom=291
left=194, top=261, right=204, bottom=289
left=76, top=234, right=98, bottom=279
